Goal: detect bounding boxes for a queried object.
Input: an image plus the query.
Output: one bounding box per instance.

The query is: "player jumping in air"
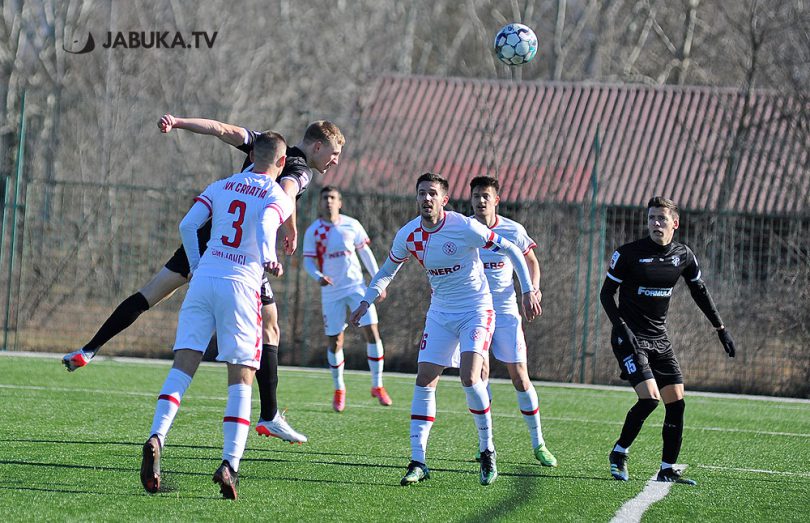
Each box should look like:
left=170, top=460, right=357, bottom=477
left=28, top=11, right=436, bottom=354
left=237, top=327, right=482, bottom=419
left=140, top=131, right=292, bottom=499
left=600, top=196, right=736, bottom=486
left=303, top=186, right=392, bottom=412
left=64, top=115, right=344, bottom=445
left=350, top=173, right=541, bottom=486
left=469, top=176, right=557, bottom=467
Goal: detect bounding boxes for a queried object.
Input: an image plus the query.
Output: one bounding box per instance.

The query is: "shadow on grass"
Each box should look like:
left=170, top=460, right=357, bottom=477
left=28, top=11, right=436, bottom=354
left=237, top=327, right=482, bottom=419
left=0, top=438, right=405, bottom=461
left=0, top=458, right=210, bottom=479
left=0, top=477, right=219, bottom=500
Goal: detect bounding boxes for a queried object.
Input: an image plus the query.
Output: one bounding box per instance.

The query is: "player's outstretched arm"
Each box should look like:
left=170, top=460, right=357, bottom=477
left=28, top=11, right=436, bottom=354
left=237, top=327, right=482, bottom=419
left=303, top=256, right=333, bottom=286
left=350, top=257, right=402, bottom=325
left=599, top=277, right=623, bottom=328
left=524, top=248, right=541, bottom=291
left=685, top=277, right=735, bottom=357
left=600, top=277, right=640, bottom=351
left=258, top=198, right=291, bottom=277
left=493, top=236, right=541, bottom=321
left=358, top=245, right=387, bottom=300
left=178, top=200, right=211, bottom=275
left=277, top=178, right=300, bottom=255
left=157, top=114, right=246, bottom=147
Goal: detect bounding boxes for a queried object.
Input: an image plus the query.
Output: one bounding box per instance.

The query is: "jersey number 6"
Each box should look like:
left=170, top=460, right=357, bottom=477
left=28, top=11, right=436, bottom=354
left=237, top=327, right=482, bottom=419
left=222, top=199, right=246, bottom=248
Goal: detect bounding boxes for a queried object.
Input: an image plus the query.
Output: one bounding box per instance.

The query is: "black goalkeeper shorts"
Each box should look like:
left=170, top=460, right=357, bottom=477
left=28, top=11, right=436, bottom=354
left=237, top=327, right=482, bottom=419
left=611, top=329, right=683, bottom=388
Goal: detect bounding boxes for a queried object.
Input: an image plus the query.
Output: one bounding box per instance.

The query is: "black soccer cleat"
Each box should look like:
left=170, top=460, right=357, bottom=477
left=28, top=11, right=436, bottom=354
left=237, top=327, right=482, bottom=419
left=656, top=467, right=696, bottom=486
left=479, top=449, right=498, bottom=486
left=609, top=450, right=629, bottom=481
left=140, top=435, right=161, bottom=494
left=212, top=460, right=239, bottom=500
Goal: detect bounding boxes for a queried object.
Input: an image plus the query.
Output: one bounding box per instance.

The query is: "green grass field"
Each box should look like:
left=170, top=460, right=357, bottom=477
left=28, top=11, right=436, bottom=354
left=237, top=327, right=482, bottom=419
left=0, top=354, right=808, bottom=522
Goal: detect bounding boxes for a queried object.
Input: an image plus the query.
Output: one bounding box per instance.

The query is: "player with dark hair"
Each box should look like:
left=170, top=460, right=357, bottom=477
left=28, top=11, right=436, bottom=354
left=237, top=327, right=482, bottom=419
left=469, top=175, right=557, bottom=467
left=63, top=115, right=344, bottom=444
left=350, top=172, right=541, bottom=486
left=600, top=196, right=736, bottom=485
left=303, top=186, right=391, bottom=412
left=141, top=130, right=292, bottom=498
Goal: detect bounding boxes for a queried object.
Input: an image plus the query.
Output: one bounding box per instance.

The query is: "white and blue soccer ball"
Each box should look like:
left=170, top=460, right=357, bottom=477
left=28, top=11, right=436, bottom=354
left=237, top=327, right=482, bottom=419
left=493, top=23, right=538, bottom=66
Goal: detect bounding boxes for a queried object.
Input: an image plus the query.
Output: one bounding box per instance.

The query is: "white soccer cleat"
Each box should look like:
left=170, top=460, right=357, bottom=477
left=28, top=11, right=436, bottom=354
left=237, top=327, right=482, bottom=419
left=255, top=410, right=308, bottom=444
left=62, top=349, right=94, bottom=372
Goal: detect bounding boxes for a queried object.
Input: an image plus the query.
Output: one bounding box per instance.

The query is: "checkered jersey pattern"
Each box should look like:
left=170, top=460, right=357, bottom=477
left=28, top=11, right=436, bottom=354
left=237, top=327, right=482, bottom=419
left=405, top=228, right=430, bottom=265
left=312, top=221, right=332, bottom=270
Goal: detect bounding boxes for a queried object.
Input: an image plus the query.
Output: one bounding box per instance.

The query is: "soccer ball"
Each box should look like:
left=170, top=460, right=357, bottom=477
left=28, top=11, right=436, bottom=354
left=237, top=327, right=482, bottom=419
left=493, top=23, right=538, bottom=66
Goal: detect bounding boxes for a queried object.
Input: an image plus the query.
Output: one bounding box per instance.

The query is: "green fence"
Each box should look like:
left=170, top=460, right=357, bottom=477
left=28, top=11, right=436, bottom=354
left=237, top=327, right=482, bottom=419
left=1, top=176, right=808, bottom=398
left=1, top=92, right=807, bottom=397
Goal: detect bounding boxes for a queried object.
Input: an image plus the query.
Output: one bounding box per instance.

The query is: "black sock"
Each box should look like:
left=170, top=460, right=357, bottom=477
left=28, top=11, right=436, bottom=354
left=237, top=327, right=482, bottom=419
left=617, top=398, right=659, bottom=449
left=662, top=399, right=685, bottom=464
left=256, top=344, right=279, bottom=420
left=83, top=292, right=150, bottom=353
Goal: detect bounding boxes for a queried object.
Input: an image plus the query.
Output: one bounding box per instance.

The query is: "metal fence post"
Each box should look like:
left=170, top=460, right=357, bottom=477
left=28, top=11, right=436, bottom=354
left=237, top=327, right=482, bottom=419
left=3, top=90, right=26, bottom=351
left=579, top=126, right=601, bottom=383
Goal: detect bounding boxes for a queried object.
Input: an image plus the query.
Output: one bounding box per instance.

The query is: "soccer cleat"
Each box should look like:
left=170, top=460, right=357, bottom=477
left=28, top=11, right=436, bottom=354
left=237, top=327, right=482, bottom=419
left=62, top=349, right=94, bottom=372
left=371, top=386, right=393, bottom=406
left=479, top=449, right=498, bottom=486
left=332, top=389, right=346, bottom=413
left=534, top=443, right=558, bottom=467
left=609, top=450, right=629, bottom=481
left=140, top=435, right=161, bottom=494
left=212, top=460, right=239, bottom=500
left=657, top=467, right=697, bottom=486
left=255, top=409, right=308, bottom=444
left=400, top=460, right=430, bottom=486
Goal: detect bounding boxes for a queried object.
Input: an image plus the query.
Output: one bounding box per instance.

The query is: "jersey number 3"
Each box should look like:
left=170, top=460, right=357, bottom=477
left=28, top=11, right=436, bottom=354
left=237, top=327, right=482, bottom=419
left=222, top=200, right=246, bottom=248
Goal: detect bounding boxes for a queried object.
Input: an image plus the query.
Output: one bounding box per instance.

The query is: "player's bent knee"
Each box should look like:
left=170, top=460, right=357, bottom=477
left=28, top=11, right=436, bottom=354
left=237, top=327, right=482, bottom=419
left=362, top=324, right=380, bottom=343
left=172, top=349, right=202, bottom=377
left=140, top=268, right=188, bottom=307
left=634, top=397, right=660, bottom=417
left=665, top=398, right=685, bottom=413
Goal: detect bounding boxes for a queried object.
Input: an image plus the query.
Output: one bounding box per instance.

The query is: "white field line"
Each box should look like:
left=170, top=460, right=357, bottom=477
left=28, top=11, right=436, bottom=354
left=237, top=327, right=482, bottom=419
left=5, top=350, right=809, bottom=404
left=2, top=382, right=808, bottom=439
left=695, top=464, right=810, bottom=478
left=609, top=466, right=685, bottom=523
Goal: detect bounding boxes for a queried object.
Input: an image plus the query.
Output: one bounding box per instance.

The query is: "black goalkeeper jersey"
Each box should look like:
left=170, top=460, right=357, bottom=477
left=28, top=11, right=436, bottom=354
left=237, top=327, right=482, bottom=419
left=605, top=237, right=704, bottom=339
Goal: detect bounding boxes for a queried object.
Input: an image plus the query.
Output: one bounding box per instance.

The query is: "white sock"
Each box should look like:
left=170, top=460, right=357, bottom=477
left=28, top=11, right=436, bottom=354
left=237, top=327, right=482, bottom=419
left=661, top=462, right=674, bottom=470
left=327, top=349, right=345, bottom=390
left=410, top=385, right=436, bottom=464
left=516, top=387, right=544, bottom=448
left=149, top=368, right=192, bottom=447
left=222, top=383, right=252, bottom=472
left=614, top=443, right=629, bottom=454
left=464, top=381, right=494, bottom=453
left=367, top=341, right=384, bottom=388
left=484, top=379, right=492, bottom=402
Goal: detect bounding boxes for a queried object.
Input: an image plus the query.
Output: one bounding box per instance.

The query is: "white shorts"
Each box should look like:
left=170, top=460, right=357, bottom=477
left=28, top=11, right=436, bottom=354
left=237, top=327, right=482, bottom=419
left=417, top=309, right=495, bottom=368
left=322, top=289, right=378, bottom=336
left=490, top=312, right=527, bottom=364
left=174, top=276, right=262, bottom=369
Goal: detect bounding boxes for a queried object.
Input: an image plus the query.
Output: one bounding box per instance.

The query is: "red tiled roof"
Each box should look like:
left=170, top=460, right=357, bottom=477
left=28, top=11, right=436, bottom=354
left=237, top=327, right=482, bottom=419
left=330, top=75, right=809, bottom=214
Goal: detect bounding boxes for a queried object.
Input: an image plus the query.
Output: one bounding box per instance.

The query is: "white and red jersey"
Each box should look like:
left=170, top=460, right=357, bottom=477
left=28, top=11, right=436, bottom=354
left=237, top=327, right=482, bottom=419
left=302, top=214, right=372, bottom=300
left=186, top=171, right=293, bottom=288
left=476, top=214, right=537, bottom=315
left=388, top=211, right=497, bottom=313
